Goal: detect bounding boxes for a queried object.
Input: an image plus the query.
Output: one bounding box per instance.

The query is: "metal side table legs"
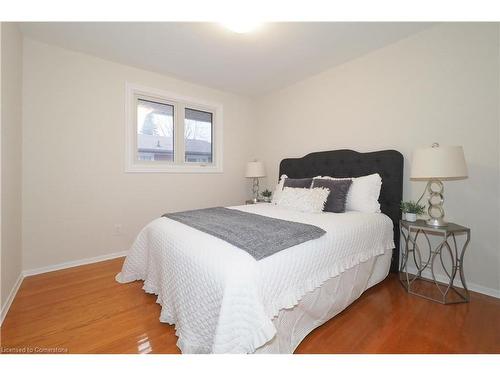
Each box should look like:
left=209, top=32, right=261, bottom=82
left=399, top=220, right=471, bottom=304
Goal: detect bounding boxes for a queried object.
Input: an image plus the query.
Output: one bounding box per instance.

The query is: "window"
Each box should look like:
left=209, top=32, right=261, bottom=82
left=126, top=83, right=223, bottom=173
left=137, top=99, right=174, bottom=162
left=184, top=108, right=213, bottom=163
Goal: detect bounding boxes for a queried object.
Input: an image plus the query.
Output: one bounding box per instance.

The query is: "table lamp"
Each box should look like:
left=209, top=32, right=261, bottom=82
left=245, top=161, right=266, bottom=203
left=411, top=143, right=468, bottom=227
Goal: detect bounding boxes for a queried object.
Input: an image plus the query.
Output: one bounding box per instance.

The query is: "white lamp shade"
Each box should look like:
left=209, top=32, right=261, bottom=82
left=245, top=161, right=266, bottom=178
left=411, top=145, right=468, bottom=180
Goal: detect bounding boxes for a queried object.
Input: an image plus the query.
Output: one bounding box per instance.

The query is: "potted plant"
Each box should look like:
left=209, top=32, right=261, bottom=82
left=400, top=201, right=425, bottom=222
left=261, top=189, right=272, bottom=203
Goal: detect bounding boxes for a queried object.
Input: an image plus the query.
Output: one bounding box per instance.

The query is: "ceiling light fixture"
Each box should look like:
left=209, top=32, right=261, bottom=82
left=221, top=21, right=261, bottom=34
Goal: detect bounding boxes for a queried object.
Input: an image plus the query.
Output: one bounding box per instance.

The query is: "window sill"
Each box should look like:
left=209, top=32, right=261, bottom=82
left=125, top=164, right=223, bottom=174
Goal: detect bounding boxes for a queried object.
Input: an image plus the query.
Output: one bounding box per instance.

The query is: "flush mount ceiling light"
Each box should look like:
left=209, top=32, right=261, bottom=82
left=220, top=21, right=262, bottom=34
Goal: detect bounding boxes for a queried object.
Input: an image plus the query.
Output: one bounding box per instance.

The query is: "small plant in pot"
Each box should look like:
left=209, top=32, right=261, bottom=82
left=400, top=201, right=425, bottom=222
left=261, top=189, right=272, bottom=203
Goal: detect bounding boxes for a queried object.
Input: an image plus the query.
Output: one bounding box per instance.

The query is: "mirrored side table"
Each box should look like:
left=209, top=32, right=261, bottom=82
left=399, top=219, right=471, bottom=304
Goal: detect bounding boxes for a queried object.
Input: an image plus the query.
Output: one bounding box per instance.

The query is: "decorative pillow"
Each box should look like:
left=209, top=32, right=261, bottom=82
left=283, top=177, right=313, bottom=189
left=313, top=173, right=382, bottom=213
left=271, top=174, right=288, bottom=204
left=276, top=187, right=330, bottom=213
left=312, top=178, right=352, bottom=213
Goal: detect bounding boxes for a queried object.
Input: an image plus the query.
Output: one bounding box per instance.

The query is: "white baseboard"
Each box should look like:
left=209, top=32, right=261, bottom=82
left=405, top=265, right=500, bottom=299
left=0, top=273, right=24, bottom=326
left=22, top=251, right=128, bottom=277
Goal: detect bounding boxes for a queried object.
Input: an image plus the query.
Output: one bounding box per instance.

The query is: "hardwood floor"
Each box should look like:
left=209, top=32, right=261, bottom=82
left=1, top=257, right=499, bottom=354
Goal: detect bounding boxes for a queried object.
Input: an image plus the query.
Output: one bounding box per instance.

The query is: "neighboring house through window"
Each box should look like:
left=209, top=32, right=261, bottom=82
left=125, top=83, right=223, bottom=173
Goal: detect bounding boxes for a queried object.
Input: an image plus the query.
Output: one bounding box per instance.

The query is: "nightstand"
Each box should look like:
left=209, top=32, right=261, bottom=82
left=399, top=219, right=471, bottom=304
left=245, top=200, right=270, bottom=205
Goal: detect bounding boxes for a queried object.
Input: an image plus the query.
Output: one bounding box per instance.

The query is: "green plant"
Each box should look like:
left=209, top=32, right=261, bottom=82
left=261, top=189, right=272, bottom=198
left=400, top=200, right=426, bottom=215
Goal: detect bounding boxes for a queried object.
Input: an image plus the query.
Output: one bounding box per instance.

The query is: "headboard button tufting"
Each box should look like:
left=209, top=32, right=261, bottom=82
left=279, top=149, right=404, bottom=273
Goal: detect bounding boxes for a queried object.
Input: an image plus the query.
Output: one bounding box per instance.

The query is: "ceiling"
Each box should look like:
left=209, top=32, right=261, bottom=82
left=19, top=22, right=435, bottom=96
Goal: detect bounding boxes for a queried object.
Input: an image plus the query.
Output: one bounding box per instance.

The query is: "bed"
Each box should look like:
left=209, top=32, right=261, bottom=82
left=116, top=149, right=404, bottom=354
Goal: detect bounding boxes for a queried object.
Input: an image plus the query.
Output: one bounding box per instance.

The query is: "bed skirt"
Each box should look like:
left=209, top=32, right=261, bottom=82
left=254, top=249, right=392, bottom=354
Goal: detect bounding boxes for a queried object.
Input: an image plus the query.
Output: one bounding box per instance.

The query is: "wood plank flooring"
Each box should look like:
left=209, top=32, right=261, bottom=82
left=1, top=257, right=499, bottom=354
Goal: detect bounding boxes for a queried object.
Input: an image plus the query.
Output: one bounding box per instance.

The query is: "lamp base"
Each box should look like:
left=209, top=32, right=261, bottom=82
left=252, top=177, right=260, bottom=203
left=426, top=217, right=448, bottom=227
left=425, top=179, right=449, bottom=227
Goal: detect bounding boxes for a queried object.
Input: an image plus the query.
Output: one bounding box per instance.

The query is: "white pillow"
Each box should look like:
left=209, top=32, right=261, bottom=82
left=271, top=174, right=288, bottom=205
left=276, top=187, right=330, bottom=213
left=313, top=173, right=382, bottom=213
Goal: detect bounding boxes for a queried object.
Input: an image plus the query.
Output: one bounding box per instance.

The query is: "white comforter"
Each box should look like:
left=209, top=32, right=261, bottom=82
left=116, top=204, right=394, bottom=353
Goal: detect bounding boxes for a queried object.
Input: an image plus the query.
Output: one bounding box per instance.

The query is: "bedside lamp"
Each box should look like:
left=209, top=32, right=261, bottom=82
left=411, top=143, right=468, bottom=227
left=245, top=161, right=266, bottom=203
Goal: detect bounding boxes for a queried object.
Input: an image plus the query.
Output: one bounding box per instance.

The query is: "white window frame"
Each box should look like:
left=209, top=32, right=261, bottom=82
left=125, top=82, right=223, bottom=173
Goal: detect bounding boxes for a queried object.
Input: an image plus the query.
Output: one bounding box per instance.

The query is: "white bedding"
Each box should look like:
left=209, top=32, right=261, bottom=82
left=116, top=204, right=394, bottom=353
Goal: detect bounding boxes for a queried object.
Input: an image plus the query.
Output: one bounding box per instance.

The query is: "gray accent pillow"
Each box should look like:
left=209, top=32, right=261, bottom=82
left=312, top=178, right=353, bottom=213
left=283, top=178, right=313, bottom=189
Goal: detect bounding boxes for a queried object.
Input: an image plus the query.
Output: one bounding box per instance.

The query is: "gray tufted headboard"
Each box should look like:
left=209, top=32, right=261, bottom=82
left=279, top=149, right=404, bottom=272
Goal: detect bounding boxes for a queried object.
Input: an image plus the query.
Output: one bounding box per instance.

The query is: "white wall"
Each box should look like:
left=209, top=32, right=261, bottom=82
left=255, top=23, right=500, bottom=295
left=0, top=22, right=2, bottom=311
left=22, top=38, right=256, bottom=270
left=1, top=23, right=23, bottom=309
